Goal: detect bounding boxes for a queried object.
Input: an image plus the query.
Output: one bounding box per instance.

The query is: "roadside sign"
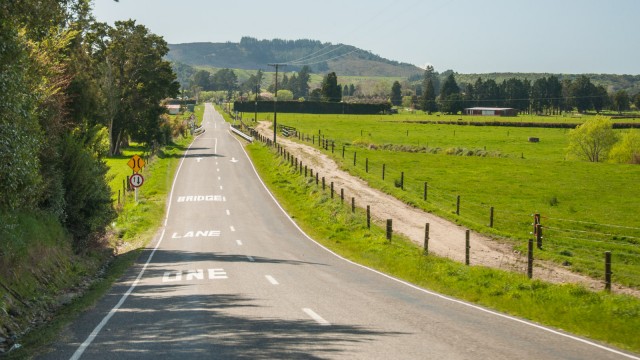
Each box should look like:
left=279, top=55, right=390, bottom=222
left=129, top=173, right=144, bottom=188
left=127, top=155, right=145, bottom=173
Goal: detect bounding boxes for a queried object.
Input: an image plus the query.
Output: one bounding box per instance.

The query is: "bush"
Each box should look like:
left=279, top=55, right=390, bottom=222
left=59, top=134, right=116, bottom=251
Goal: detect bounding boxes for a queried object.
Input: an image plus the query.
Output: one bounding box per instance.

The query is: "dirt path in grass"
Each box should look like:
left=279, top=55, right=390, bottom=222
left=255, top=121, right=639, bottom=297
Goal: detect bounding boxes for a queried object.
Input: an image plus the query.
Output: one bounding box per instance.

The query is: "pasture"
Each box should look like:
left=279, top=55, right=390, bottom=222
left=264, top=112, right=640, bottom=288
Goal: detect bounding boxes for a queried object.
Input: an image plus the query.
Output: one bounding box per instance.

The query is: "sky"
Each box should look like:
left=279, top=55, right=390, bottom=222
left=92, top=0, right=640, bottom=75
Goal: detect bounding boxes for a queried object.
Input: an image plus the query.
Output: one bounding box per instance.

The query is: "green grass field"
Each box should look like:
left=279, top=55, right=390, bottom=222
left=257, top=112, right=640, bottom=289
left=245, top=141, right=640, bottom=353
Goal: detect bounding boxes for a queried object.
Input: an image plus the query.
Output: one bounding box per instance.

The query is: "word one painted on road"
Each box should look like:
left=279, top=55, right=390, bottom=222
left=177, top=195, right=226, bottom=202
left=162, top=269, right=228, bottom=282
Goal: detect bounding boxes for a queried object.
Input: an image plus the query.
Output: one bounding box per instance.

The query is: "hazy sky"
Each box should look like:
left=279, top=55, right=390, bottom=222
left=92, top=0, right=639, bottom=75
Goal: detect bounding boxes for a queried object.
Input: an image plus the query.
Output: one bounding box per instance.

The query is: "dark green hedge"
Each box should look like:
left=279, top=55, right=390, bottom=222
left=233, top=101, right=391, bottom=115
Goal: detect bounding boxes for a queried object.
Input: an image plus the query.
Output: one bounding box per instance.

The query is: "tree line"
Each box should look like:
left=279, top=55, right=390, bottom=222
left=0, top=0, right=179, bottom=250
left=410, top=66, right=640, bottom=115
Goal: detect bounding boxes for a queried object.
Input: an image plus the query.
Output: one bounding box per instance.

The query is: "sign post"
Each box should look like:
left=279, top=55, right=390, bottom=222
left=127, top=155, right=146, bottom=203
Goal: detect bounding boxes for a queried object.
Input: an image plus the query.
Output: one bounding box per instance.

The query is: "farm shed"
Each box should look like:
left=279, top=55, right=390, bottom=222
left=165, top=104, right=181, bottom=115
left=464, top=107, right=518, bottom=117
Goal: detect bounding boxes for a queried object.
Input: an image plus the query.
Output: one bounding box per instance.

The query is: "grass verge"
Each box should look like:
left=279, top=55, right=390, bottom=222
left=246, top=140, right=640, bottom=354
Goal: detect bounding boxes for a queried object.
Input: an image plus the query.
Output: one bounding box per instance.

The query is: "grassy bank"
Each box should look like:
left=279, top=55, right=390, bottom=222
left=9, top=106, right=205, bottom=358
left=245, top=140, right=640, bottom=353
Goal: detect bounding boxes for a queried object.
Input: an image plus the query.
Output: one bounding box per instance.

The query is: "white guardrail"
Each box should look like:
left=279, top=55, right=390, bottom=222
left=230, top=126, right=253, bottom=142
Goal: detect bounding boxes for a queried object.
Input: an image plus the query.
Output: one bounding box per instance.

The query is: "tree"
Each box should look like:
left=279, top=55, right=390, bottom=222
left=321, top=72, right=341, bottom=102
left=421, top=78, right=437, bottom=113
left=89, top=20, right=179, bottom=155
left=633, top=93, right=640, bottom=111
left=567, top=116, right=619, bottom=162
left=609, top=130, right=640, bottom=164
left=592, top=85, right=609, bottom=113
left=309, top=88, right=322, bottom=102
left=390, top=81, right=402, bottom=106
left=438, top=73, right=462, bottom=114
left=613, top=90, right=630, bottom=114
left=191, top=70, right=212, bottom=90
left=276, top=89, right=293, bottom=101
left=571, top=75, right=596, bottom=113
left=343, top=84, right=350, bottom=97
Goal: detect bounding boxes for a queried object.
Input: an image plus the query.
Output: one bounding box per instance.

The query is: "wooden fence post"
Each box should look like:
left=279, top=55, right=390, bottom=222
left=353, top=151, right=357, bottom=166
left=400, top=172, right=404, bottom=190
left=382, top=164, right=386, bottom=180
left=489, top=207, right=494, bottom=228
left=331, top=182, right=334, bottom=199
left=322, top=177, right=325, bottom=191
left=424, top=223, right=430, bottom=255
left=341, top=188, right=344, bottom=203
left=366, top=158, right=369, bottom=173
left=351, top=197, right=355, bottom=213
left=465, top=230, right=470, bottom=265
left=605, top=251, right=612, bottom=292
left=367, top=205, right=371, bottom=229
left=527, top=238, right=534, bottom=279
left=386, top=219, right=392, bottom=241
left=424, top=182, right=427, bottom=201
left=456, top=195, right=461, bottom=215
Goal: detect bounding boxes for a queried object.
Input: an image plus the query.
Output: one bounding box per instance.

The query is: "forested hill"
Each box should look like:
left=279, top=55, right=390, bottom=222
left=167, top=37, right=423, bottom=77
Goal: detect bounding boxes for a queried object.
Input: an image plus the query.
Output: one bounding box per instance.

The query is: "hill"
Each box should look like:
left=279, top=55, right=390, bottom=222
left=167, top=37, right=423, bottom=78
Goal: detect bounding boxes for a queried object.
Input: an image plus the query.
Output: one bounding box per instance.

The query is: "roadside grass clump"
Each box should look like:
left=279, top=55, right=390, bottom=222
left=245, top=141, right=640, bottom=353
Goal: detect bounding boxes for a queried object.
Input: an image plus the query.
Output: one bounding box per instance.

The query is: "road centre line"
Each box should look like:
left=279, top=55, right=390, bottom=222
left=226, top=209, right=230, bottom=215
left=230, top=226, right=236, bottom=232
left=303, top=308, right=330, bottom=326
left=265, top=275, right=279, bottom=285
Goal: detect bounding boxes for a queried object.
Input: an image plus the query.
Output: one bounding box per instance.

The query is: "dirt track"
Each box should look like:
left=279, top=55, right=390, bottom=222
left=254, top=121, right=638, bottom=297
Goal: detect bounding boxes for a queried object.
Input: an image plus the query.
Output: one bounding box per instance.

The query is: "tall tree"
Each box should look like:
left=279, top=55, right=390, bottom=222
left=439, top=73, right=462, bottom=114
left=613, top=90, right=630, bottom=114
left=571, top=75, right=596, bottom=113
left=390, top=81, right=402, bottom=106
left=421, top=78, right=437, bottom=113
left=321, top=72, right=341, bottom=102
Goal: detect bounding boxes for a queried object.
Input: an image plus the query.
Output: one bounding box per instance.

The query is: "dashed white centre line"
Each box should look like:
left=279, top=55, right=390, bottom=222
left=216, top=168, right=220, bottom=172
left=220, top=185, right=223, bottom=190
left=236, top=240, right=243, bottom=246
left=230, top=226, right=236, bottom=232
left=226, top=210, right=230, bottom=216
left=218, top=176, right=221, bottom=180
left=265, top=275, right=279, bottom=285
left=303, top=308, right=330, bottom=326
left=246, top=255, right=255, bottom=262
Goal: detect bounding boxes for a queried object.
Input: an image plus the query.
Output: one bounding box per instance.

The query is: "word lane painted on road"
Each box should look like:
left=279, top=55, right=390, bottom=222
left=172, top=230, right=221, bottom=239
left=177, top=195, right=226, bottom=203
left=162, top=269, right=228, bottom=283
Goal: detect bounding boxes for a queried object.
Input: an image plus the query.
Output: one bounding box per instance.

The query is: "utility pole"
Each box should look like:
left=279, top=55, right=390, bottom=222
left=268, top=63, right=286, bottom=144
left=255, top=82, right=259, bottom=124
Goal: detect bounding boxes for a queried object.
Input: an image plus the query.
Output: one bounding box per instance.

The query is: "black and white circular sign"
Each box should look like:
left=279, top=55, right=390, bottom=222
left=130, top=173, right=144, bottom=188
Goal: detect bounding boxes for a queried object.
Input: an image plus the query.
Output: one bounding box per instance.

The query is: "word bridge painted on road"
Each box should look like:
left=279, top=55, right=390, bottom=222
left=177, top=195, right=226, bottom=203
left=162, top=269, right=228, bottom=283
left=172, top=230, right=221, bottom=239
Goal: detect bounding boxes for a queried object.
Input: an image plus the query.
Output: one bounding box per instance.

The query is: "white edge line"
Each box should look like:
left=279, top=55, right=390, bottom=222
left=229, top=125, right=640, bottom=360
left=303, top=308, right=331, bottom=326
left=70, top=117, right=204, bottom=360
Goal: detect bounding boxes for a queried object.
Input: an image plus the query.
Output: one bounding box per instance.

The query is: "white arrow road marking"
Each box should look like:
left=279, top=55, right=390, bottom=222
left=230, top=157, right=239, bottom=163
left=303, top=308, right=330, bottom=326
left=265, top=275, right=279, bottom=285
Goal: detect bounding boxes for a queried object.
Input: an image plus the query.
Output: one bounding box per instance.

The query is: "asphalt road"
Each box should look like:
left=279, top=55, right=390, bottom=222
left=39, top=104, right=639, bottom=359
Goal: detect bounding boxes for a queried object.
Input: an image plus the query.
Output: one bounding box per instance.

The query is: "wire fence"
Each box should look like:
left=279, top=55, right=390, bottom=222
left=239, top=122, right=640, bottom=292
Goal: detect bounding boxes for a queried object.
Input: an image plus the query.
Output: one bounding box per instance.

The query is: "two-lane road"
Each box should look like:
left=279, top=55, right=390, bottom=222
left=41, top=104, right=638, bottom=359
